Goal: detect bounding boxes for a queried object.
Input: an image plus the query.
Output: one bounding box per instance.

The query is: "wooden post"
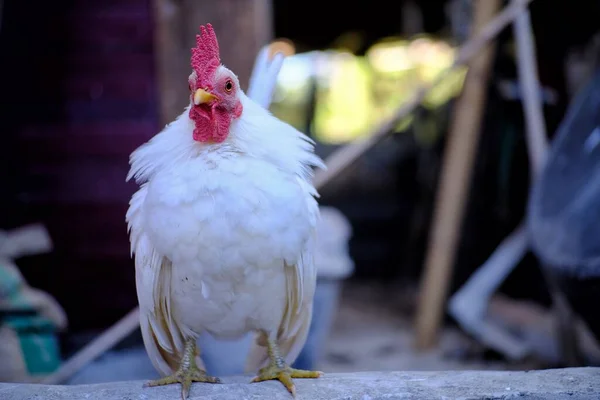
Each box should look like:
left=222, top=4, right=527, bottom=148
left=414, top=0, right=502, bottom=350
left=152, top=0, right=274, bottom=125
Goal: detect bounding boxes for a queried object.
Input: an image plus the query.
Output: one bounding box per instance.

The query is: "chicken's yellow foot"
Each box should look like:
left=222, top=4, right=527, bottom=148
left=144, top=339, right=220, bottom=400
left=250, top=336, right=323, bottom=397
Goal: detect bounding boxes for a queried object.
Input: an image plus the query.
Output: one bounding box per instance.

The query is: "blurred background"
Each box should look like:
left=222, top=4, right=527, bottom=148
left=1, top=0, right=600, bottom=386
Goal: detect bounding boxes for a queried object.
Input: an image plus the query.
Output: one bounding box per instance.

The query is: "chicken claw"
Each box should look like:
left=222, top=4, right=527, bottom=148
left=250, top=336, right=322, bottom=397
left=144, top=339, right=220, bottom=399
left=251, top=365, right=322, bottom=397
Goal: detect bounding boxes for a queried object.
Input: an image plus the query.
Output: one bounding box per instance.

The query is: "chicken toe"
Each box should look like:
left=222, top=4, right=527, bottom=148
left=250, top=336, right=322, bottom=397
left=144, top=338, right=220, bottom=399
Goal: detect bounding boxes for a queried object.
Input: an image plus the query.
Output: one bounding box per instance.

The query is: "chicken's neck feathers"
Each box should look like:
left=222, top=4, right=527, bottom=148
left=127, top=93, right=324, bottom=188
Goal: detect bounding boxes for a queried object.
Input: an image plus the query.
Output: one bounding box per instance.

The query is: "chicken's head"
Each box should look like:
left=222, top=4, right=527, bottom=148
left=188, top=24, right=243, bottom=143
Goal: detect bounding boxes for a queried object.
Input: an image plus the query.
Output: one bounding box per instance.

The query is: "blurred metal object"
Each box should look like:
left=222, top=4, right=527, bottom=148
left=526, top=69, right=600, bottom=364
left=513, top=0, right=548, bottom=177
left=528, top=70, right=600, bottom=277
left=448, top=0, right=553, bottom=361
left=511, top=1, right=583, bottom=366
left=448, top=225, right=530, bottom=359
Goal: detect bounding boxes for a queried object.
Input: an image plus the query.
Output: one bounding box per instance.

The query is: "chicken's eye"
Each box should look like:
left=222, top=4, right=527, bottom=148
left=224, top=80, right=233, bottom=93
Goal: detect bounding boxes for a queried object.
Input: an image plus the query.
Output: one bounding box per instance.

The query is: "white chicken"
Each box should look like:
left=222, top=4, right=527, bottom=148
left=126, top=24, right=325, bottom=399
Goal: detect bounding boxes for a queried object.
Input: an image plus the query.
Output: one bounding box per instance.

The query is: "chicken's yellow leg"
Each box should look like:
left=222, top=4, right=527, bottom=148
left=144, top=338, right=220, bottom=400
left=250, top=335, right=323, bottom=397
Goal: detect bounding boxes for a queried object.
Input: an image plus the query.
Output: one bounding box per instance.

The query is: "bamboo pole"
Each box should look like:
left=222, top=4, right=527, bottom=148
left=40, top=309, right=140, bottom=384
left=413, top=0, right=503, bottom=350
left=41, top=0, right=534, bottom=385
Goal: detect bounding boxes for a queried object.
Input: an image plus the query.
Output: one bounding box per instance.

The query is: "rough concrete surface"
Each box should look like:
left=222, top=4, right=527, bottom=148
left=1, top=368, right=599, bottom=400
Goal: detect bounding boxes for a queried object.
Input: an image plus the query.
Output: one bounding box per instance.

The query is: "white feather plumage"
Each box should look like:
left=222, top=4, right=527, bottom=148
left=126, top=65, right=325, bottom=377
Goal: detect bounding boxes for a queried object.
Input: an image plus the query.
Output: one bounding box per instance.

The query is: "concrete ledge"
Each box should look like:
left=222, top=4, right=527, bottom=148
left=2, top=368, right=599, bottom=399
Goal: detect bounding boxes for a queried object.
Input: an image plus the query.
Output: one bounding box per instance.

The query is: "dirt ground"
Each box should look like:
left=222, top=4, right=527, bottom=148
left=318, top=281, right=549, bottom=373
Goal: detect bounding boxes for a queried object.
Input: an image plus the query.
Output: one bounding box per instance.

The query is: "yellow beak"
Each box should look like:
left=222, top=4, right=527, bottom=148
left=193, top=88, right=218, bottom=105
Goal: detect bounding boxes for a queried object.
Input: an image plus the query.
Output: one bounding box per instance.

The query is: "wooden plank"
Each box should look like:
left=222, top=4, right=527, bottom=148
left=414, top=0, right=503, bottom=350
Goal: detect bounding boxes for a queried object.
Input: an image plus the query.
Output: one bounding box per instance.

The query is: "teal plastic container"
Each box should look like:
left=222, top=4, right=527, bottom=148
left=3, top=315, right=62, bottom=376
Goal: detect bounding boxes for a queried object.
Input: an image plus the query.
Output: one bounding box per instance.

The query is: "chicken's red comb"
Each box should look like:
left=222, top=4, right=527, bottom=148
left=191, top=24, right=220, bottom=84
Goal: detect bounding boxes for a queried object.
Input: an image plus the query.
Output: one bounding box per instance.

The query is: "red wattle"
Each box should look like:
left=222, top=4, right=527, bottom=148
left=190, top=106, right=231, bottom=143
